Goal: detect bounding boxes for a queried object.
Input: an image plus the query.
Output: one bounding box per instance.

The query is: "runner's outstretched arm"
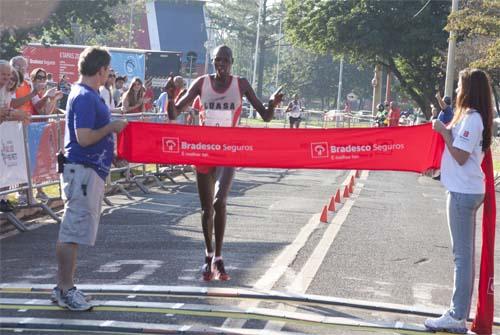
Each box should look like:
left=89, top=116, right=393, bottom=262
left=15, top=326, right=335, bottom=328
left=240, top=78, right=283, bottom=122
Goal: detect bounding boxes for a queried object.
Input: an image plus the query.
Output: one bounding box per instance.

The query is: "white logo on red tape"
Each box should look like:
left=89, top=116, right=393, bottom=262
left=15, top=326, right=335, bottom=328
left=162, top=137, right=180, bottom=153
left=311, top=142, right=329, bottom=159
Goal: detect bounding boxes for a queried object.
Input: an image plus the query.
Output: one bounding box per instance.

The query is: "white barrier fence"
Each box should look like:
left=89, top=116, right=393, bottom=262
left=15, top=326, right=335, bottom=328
left=0, top=112, right=188, bottom=232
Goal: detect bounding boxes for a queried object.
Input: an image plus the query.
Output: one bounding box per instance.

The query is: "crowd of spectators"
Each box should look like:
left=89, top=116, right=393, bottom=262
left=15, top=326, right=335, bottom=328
left=0, top=54, right=202, bottom=211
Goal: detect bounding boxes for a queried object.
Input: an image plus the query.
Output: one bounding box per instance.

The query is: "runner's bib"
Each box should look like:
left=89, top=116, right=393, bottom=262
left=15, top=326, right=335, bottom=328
left=205, top=109, right=233, bottom=127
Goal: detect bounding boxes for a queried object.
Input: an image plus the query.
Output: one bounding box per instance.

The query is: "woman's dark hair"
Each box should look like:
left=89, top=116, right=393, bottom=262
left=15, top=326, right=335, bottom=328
left=453, top=68, right=493, bottom=151
left=123, top=77, right=144, bottom=108
left=78, top=46, right=111, bottom=76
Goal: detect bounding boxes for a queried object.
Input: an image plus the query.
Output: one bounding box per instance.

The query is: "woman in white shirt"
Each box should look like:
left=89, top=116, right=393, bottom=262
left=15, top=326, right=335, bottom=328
left=425, top=69, right=494, bottom=334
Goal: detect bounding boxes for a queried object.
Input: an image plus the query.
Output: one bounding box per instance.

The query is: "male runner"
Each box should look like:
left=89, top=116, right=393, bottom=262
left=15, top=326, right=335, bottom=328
left=165, top=45, right=283, bottom=281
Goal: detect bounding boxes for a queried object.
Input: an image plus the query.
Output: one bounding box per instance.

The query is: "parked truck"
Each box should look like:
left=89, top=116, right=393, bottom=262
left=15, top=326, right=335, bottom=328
left=22, top=43, right=182, bottom=97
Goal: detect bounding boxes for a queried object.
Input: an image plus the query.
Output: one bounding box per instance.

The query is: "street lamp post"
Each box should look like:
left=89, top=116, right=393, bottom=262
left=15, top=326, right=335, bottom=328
left=371, top=64, right=382, bottom=115
left=275, top=12, right=282, bottom=89
left=336, top=57, right=344, bottom=110
left=444, top=0, right=459, bottom=98
left=251, top=0, right=264, bottom=118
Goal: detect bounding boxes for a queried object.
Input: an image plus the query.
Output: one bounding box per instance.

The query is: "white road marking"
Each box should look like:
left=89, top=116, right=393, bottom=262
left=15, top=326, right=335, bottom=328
left=96, top=260, right=163, bottom=285
left=223, top=170, right=367, bottom=329
left=264, top=171, right=368, bottom=331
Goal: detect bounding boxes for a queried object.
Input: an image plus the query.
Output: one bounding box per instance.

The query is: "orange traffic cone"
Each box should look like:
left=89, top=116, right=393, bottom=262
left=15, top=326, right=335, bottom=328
left=320, top=205, right=328, bottom=223
left=355, top=170, right=361, bottom=178
left=349, top=176, right=354, bottom=193
left=328, top=196, right=336, bottom=212
left=343, top=185, right=350, bottom=198
left=334, top=189, right=341, bottom=203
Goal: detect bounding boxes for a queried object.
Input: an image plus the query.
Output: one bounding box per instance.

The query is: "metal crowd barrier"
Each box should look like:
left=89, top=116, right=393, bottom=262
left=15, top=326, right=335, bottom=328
left=0, top=111, right=191, bottom=232
left=0, top=115, right=64, bottom=231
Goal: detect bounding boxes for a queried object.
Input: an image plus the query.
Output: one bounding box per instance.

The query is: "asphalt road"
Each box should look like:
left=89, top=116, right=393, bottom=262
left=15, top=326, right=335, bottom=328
left=0, top=168, right=499, bottom=335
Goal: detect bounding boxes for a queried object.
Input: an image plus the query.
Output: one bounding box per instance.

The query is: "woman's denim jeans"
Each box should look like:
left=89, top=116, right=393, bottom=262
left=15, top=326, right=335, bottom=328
left=446, top=191, right=484, bottom=320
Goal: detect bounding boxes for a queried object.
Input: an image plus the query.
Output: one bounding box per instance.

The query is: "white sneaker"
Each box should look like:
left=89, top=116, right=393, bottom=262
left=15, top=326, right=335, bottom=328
left=58, top=287, right=93, bottom=311
left=424, top=311, right=467, bottom=333
left=50, top=286, right=91, bottom=304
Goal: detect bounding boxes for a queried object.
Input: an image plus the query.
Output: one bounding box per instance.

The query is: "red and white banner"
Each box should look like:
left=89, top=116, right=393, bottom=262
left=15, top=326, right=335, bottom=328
left=22, top=45, right=83, bottom=83
left=117, top=122, right=443, bottom=172
left=0, top=122, right=29, bottom=188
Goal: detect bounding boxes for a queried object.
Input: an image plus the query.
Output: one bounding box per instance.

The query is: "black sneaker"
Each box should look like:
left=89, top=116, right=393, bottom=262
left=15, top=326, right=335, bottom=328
left=0, top=199, right=14, bottom=212
left=202, top=256, right=213, bottom=281
left=212, top=259, right=230, bottom=281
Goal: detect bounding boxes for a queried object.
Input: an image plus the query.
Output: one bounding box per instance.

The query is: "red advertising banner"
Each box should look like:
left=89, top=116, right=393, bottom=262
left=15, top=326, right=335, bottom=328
left=117, top=122, right=444, bottom=173
left=22, top=45, right=84, bottom=82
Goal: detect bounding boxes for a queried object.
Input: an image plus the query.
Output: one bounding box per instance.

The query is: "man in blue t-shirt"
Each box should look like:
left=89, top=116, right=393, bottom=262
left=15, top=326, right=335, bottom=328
left=434, top=91, right=454, bottom=124
left=53, top=47, right=127, bottom=311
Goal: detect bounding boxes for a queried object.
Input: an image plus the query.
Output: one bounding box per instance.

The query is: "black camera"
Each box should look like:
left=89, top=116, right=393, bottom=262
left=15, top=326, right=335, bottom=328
left=56, top=151, right=65, bottom=173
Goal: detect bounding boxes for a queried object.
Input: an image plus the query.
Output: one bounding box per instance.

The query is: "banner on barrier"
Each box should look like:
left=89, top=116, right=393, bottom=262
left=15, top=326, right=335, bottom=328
left=27, top=122, right=60, bottom=184
left=0, top=122, right=29, bottom=188
left=117, top=122, right=444, bottom=173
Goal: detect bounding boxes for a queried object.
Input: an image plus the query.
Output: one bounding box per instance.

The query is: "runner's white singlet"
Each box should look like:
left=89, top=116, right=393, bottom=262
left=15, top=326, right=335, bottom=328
left=199, top=75, right=242, bottom=127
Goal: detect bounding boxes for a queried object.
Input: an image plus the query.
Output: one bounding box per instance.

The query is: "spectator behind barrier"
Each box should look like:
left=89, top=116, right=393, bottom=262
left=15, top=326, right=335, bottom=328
left=29, top=68, right=63, bottom=115
left=10, top=55, right=41, bottom=114
left=113, top=75, right=125, bottom=107
left=122, top=77, right=147, bottom=114
left=0, top=60, right=29, bottom=124
left=58, top=74, right=71, bottom=110
left=143, top=77, right=154, bottom=112
left=434, top=91, right=454, bottom=124
left=99, top=70, right=121, bottom=113
left=388, top=101, right=401, bottom=127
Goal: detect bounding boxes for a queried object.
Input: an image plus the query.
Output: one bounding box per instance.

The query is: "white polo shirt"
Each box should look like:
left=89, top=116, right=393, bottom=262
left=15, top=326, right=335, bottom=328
left=440, top=110, right=485, bottom=194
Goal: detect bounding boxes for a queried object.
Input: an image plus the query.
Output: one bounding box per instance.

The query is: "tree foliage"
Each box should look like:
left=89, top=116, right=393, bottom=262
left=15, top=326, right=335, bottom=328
left=447, top=0, right=500, bottom=84
left=279, top=47, right=372, bottom=109
left=0, top=0, right=124, bottom=59
left=206, top=0, right=283, bottom=98
left=284, top=0, right=452, bottom=117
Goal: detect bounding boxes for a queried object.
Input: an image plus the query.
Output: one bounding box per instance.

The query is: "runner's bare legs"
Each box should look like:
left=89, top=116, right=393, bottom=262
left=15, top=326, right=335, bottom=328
left=196, top=171, right=215, bottom=254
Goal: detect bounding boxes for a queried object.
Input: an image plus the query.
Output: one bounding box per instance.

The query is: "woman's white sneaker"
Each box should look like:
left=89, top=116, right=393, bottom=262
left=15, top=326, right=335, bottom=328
left=424, top=311, right=467, bottom=334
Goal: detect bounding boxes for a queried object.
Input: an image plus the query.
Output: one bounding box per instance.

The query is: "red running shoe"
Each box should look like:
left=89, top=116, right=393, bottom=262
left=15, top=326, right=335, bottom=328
left=202, top=256, right=213, bottom=281
left=212, top=259, right=231, bottom=281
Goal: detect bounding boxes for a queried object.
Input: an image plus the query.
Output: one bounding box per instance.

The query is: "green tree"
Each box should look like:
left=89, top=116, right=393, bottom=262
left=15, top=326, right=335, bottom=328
left=206, top=0, right=283, bottom=98
left=284, top=0, right=452, bottom=118
left=447, top=0, right=500, bottom=84
left=82, top=0, right=147, bottom=49
left=0, top=0, right=124, bottom=59
left=279, top=47, right=372, bottom=110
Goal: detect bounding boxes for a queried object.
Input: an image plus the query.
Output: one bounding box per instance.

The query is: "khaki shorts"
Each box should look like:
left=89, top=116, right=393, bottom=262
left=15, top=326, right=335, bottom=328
left=58, top=164, right=104, bottom=246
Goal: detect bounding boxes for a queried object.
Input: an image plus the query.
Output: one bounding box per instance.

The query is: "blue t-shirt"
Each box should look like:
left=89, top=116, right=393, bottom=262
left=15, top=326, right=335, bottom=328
left=64, top=83, right=114, bottom=180
left=438, top=105, right=454, bottom=124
